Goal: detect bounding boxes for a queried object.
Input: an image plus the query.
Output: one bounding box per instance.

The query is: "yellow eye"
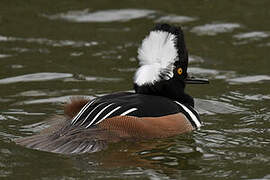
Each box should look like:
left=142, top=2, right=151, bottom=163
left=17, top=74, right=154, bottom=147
left=177, top=68, right=183, bottom=75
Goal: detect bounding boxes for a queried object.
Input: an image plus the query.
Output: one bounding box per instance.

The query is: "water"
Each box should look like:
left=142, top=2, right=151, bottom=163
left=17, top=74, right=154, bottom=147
left=0, top=0, right=270, bottom=179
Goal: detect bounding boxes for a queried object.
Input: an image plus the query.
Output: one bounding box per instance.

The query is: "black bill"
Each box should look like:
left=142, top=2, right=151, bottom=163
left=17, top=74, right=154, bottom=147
left=185, top=76, right=209, bottom=84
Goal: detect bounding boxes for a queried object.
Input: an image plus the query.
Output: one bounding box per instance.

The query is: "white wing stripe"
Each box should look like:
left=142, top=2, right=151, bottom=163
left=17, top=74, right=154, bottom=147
left=120, top=108, right=138, bottom=116
left=71, top=99, right=95, bottom=124
left=85, top=103, right=114, bottom=128
left=80, top=102, right=106, bottom=126
left=174, top=101, right=201, bottom=128
left=94, top=106, right=121, bottom=125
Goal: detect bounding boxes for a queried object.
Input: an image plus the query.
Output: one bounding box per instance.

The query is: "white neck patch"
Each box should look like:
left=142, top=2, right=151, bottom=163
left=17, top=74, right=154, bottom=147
left=134, top=31, right=178, bottom=86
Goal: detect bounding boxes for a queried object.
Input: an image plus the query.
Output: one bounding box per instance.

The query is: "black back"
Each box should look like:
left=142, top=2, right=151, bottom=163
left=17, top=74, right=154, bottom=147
left=71, top=92, right=201, bottom=129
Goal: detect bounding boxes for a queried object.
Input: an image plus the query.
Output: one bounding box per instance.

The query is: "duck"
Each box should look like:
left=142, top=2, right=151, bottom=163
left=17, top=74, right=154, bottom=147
left=15, top=23, right=209, bottom=154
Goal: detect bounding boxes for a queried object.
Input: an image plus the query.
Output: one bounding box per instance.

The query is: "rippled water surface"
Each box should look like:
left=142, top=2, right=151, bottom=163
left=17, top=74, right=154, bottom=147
left=0, top=0, right=270, bottom=179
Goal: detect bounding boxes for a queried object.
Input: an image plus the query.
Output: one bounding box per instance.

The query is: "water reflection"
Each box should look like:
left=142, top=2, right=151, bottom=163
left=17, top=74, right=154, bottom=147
left=156, top=15, right=197, bottom=23
left=195, top=98, right=247, bottom=115
left=0, top=54, right=12, bottom=58
left=0, top=73, right=73, bottom=84
left=188, top=67, right=219, bottom=76
left=3, top=111, right=45, bottom=116
left=15, top=90, right=48, bottom=97
left=189, top=55, right=205, bottom=64
left=64, top=75, right=123, bottom=82
left=10, top=64, right=24, bottom=69
left=15, top=95, right=92, bottom=105
left=44, top=9, right=155, bottom=23
left=71, top=136, right=203, bottom=178
left=234, top=31, right=270, bottom=40
left=191, top=23, right=241, bottom=36
left=228, top=75, right=270, bottom=84
left=0, top=35, right=97, bottom=47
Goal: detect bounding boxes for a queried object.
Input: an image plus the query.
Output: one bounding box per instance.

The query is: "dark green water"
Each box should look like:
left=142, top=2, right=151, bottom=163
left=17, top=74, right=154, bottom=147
left=1, top=0, right=270, bottom=179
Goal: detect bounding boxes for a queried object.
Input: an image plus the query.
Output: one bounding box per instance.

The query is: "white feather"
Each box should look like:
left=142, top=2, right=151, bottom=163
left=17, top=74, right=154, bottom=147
left=134, top=31, right=178, bottom=86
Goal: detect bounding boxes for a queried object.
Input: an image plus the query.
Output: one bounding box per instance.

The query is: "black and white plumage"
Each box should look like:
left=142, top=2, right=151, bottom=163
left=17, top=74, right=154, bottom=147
left=15, top=24, right=208, bottom=154
left=70, top=92, right=201, bottom=129
left=135, top=30, right=178, bottom=85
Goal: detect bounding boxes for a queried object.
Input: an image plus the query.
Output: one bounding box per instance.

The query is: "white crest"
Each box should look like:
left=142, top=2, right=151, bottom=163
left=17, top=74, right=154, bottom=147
left=134, top=31, right=178, bottom=86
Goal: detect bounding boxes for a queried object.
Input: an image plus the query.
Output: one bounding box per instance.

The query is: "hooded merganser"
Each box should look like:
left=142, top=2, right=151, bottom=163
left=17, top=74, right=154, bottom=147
left=15, top=24, right=209, bottom=154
